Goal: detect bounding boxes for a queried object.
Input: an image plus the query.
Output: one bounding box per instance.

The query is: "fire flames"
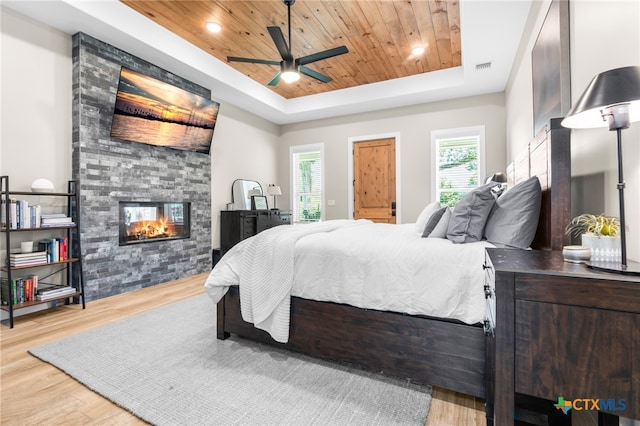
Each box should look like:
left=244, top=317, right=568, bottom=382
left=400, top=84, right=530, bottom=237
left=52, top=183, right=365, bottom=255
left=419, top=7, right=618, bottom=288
left=126, top=217, right=175, bottom=241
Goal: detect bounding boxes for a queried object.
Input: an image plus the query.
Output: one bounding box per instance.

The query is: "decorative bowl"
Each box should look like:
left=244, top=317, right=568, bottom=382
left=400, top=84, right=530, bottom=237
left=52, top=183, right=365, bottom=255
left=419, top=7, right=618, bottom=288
left=562, top=245, right=591, bottom=263
left=31, top=178, right=55, bottom=193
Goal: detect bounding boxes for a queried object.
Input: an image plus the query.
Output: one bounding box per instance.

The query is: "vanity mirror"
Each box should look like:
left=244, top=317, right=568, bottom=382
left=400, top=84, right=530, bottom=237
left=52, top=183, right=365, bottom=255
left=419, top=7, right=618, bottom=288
left=231, top=179, right=263, bottom=210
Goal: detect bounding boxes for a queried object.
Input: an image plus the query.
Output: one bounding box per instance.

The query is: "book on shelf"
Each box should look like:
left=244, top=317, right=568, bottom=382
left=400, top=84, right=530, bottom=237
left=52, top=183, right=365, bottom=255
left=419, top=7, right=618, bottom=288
left=40, top=213, right=67, bottom=218
left=40, top=214, right=74, bottom=226
left=10, top=259, right=49, bottom=267
left=37, top=237, right=68, bottom=263
left=36, top=283, right=76, bottom=301
left=0, top=201, right=72, bottom=229
left=16, top=200, right=26, bottom=228
left=9, top=251, right=49, bottom=267
left=9, top=198, right=17, bottom=229
left=31, top=205, right=42, bottom=228
left=1, top=277, right=74, bottom=305
left=41, top=216, right=72, bottom=223
left=11, top=200, right=42, bottom=229
left=1, top=275, right=40, bottom=305
left=9, top=250, right=48, bottom=259
left=0, top=197, right=17, bottom=229
left=10, top=259, right=49, bottom=266
left=40, top=222, right=75, bottom=228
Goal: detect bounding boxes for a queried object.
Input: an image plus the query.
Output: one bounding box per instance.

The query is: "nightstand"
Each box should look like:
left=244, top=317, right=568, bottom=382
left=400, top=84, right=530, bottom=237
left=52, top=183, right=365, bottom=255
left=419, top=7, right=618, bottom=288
left=485, top=248, right=640, bottom=425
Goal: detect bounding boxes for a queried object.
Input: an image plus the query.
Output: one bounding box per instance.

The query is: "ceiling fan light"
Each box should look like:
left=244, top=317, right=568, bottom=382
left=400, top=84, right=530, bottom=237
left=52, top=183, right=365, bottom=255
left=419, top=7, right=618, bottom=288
left=205, top=22, right=222, bottom=33
left=411, top=46, right=426, bottom=56
left=281, top=70, right=300, bottom=83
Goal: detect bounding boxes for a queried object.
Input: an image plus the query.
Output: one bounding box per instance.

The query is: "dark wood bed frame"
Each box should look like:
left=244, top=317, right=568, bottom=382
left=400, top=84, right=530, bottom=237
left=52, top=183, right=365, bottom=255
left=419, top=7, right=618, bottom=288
left=217, top=118, right=571, bottom=421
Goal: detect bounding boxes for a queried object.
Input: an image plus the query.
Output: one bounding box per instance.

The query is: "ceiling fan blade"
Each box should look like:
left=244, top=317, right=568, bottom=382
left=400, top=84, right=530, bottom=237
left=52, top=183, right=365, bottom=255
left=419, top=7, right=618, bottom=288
left=300, top=66, right=332, bottom=83
left=227, top=56, right=281, bottom=66
left=267, top=26, right=293, bottom=61
left=298, top=46, right=348, bottom=66
left=268, top=72, right=282, bottom=86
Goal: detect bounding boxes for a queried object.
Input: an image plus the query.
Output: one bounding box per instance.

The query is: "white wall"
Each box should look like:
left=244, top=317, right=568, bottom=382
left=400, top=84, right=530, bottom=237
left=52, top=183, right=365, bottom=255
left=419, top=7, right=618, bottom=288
left=506, top=0, right=640, bottom=262
left=210, top=103, right=280, bottom=245
left=1, top=7, right=72, bottom=194
left=1, top=7, right=73, bottom=258
left=279, top=92, right=506, bottom=224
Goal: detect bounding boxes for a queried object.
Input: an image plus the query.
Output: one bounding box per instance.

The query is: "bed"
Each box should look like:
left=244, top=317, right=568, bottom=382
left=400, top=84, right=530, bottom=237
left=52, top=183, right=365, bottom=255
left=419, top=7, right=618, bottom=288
left=207, top=118, right=571, bottom=422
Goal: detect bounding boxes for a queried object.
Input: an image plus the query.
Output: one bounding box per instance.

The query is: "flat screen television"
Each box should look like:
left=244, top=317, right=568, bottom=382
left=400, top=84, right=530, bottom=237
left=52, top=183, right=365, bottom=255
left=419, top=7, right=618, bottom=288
left=110, top=67, right=220, bottom=154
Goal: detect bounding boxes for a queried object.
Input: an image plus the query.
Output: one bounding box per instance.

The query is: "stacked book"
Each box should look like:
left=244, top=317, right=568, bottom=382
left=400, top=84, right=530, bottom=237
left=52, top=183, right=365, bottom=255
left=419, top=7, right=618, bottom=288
left=1, top=275, right=39, bottom=304
left=38, top=237, right=68, bottom=263
left=40, top=213, right=75, bottom=227
left=9, top=251, right=48, bottom=267
left=1, top=198, right=42, bottom=229
left=36, top=283, right=77, bottom=301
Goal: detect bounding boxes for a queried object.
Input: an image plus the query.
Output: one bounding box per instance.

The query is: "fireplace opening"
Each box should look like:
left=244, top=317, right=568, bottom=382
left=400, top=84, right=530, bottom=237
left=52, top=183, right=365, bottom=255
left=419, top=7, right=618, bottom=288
left=119, top=201, right=190, bottom=246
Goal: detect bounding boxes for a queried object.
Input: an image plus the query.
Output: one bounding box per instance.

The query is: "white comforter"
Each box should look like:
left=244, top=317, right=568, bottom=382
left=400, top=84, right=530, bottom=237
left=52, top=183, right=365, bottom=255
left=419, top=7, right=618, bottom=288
left=205, top=220, right=494, bottom=343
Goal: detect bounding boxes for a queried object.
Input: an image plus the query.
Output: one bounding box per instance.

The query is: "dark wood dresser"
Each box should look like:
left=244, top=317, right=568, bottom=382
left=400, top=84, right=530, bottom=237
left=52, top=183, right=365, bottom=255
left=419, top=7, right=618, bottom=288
left=220, top=210, right=291, bottom=253
left=485, top=248, right=640, bottom=425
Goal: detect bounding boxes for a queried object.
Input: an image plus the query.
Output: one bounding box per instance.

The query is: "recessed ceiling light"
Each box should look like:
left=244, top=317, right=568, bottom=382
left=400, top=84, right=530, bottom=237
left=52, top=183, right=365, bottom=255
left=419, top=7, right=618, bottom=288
left=206, top=22, right=222, bottom=33
left=411, top=46, right=425, bottom=56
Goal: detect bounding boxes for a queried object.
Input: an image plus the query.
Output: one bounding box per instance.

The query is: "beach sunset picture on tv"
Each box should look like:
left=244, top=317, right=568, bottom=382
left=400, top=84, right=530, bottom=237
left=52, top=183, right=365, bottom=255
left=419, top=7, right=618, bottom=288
left=110, top=67, right=220, bottom=154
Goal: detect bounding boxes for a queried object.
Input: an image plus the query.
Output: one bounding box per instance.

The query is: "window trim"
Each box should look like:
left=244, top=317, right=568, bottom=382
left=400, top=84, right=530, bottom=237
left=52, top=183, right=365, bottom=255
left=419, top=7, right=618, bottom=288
left=290, top=143, right=325, bottom=223
left=430, top=125, right=485, bottom=204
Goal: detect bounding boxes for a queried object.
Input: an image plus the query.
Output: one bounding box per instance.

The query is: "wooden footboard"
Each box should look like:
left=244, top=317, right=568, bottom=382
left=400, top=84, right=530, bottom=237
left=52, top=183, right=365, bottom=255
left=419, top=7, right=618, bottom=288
left=217, top=285, right=486, bottom=399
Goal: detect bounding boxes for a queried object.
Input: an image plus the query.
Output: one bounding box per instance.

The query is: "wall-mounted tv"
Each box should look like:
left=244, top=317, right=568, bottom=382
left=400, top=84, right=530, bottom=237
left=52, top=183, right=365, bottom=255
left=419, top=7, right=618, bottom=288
left=110, top=67, right=220, bottom=154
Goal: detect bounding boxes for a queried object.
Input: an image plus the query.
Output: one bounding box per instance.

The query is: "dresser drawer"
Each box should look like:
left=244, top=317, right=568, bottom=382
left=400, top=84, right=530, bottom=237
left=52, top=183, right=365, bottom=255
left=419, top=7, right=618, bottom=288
left=221, top=210, right=291, bottom=251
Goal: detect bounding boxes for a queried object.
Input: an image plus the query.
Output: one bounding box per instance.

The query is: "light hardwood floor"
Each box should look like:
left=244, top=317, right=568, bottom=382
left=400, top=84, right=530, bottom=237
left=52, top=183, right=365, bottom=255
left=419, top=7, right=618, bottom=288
left=1, top=273, right=485, bottom=425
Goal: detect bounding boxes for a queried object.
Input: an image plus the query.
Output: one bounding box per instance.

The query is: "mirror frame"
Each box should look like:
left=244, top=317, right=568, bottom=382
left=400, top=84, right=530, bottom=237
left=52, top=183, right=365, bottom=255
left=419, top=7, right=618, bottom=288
left=231, top=179, right=263, bottom=210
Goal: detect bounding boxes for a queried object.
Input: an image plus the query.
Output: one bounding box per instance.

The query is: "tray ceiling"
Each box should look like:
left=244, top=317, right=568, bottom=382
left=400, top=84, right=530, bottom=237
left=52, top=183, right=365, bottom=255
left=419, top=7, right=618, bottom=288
left=121, top=0, right=462, bottom=100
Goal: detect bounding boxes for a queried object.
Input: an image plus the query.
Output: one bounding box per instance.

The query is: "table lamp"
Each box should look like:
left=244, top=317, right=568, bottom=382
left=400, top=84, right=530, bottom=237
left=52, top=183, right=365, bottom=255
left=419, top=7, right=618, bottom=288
left=561, top=65, right=640, bottom=275
left=267, top=184, right=282, bottom=210
left=485, top=172, right=508, bottom=184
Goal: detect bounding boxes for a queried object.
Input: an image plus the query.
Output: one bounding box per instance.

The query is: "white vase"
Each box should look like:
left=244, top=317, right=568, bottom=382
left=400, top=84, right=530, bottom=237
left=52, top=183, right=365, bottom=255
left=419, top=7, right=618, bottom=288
left=581, top=234, right=621, bottom=262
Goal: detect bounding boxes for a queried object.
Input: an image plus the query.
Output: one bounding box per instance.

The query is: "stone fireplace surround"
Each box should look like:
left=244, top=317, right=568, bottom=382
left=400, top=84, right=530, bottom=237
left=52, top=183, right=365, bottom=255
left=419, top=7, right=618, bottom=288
left=72, top=33, right=212, bottom=301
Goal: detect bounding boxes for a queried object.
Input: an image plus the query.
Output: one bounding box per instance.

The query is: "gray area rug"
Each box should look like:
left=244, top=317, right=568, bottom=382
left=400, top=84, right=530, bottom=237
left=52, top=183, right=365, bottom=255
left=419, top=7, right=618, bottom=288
left=29, top=294, right=431, bottom=425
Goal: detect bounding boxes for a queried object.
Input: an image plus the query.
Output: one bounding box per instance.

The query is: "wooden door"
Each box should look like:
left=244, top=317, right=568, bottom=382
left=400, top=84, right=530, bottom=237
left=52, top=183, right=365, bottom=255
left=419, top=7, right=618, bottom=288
left=354, top=138, right=396, bottom=223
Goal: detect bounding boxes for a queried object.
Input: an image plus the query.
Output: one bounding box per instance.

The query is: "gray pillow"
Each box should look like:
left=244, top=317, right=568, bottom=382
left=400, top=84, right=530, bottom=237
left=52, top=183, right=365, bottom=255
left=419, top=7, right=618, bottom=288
left=484, top=176, right=542, bottom=249
left=446, top=183, right=496, bottom=243
left=422, top=207, right=452, bottom=238
left=415, top=201, right=441, bottom=234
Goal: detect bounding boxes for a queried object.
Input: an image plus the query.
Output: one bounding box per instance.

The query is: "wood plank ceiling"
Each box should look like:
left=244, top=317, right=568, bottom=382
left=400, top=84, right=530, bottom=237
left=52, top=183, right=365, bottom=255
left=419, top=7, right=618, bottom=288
left=120, top=0, right=461, bottom=100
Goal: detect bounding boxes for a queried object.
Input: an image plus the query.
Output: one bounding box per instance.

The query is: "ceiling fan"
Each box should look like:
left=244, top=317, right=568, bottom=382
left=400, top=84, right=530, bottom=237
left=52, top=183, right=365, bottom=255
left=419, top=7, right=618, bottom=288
left=227, top=0, right=349, bottom=86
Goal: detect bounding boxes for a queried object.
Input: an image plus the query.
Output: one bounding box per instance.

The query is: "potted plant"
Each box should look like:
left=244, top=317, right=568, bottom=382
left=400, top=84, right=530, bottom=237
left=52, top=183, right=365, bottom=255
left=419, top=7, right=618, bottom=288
left=565, top=214, right=621, bottom=262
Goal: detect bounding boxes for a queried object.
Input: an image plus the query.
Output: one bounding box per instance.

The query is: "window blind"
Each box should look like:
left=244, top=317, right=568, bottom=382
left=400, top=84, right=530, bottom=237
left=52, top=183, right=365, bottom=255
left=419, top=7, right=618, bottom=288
left=436, top=136, right=480, bottom=206
left=292, top=150, right=322, bottom=222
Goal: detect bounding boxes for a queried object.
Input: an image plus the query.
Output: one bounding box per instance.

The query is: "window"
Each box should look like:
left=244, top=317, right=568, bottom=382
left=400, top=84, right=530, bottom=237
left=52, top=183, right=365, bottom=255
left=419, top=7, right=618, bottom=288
left=291, top=144, right=324, bottom=222
left=431, top=126, right=485, bottom=207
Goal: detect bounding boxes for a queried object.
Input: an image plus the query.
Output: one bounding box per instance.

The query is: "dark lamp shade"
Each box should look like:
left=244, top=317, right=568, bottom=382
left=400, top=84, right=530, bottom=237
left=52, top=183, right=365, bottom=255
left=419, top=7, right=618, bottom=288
left=561, top=66, right=640, bottom=129
left=486, top=172, right=508, bottom=184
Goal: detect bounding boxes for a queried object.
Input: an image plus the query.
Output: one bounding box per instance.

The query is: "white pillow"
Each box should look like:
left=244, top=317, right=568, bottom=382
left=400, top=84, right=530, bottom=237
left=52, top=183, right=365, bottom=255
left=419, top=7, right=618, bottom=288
left=415, top=201, right=441, bottom=234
